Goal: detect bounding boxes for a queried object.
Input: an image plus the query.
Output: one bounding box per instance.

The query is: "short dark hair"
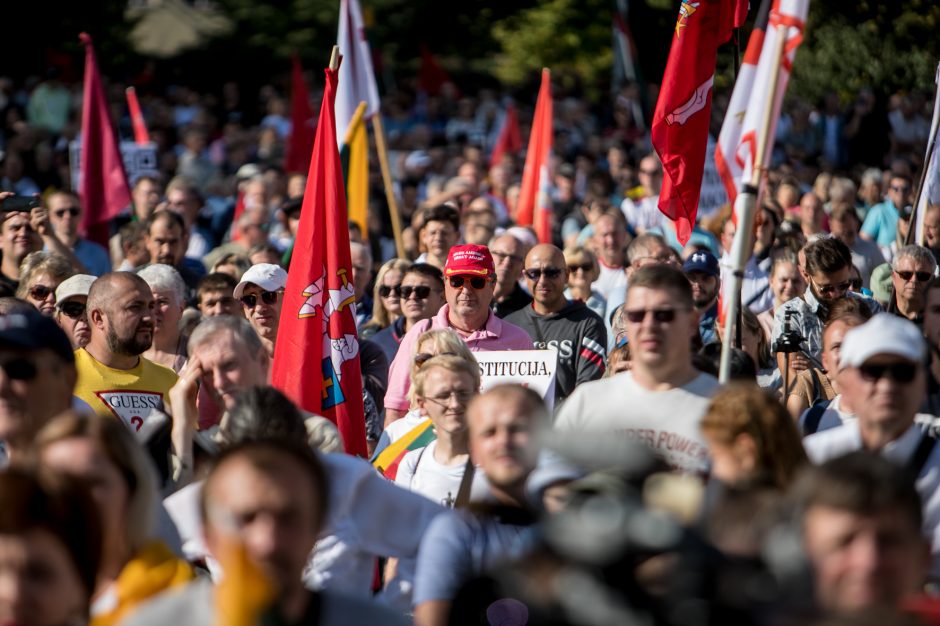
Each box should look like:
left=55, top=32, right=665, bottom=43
left=145, top=209, right=185, bottom=235
left=119, top=221, right=147, bottom=248
left=404, top=262, right=445, bottom=290
left=197, top=272, right=238, bottom=301
left=220, top=385, right=308, bottom=446
left=422, top=204, right=460, bottom=232
left=628, top=264, right=693, bottom=309
left=803, top=237, right=852, bottom=276
left=791, top=451, right=922, bottom=529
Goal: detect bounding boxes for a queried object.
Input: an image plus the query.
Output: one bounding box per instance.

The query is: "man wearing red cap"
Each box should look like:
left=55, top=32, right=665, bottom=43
left=384, top=244, right=532, bottom=424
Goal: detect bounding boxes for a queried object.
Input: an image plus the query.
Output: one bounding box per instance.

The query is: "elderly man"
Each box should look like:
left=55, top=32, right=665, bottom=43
left=889, top=244, right=937, bottom=325
left=804, top=313, right=940, bottom=576
left=46, top=191, right=111, bottom=276
left=556, top=264, right=719, bottom=475
left=506, top=243, right=607, bottom=403
left=384, top=244, right=532, bottom=423
left=53, top=273, right=95, bottom=349
left=590, top=211, right=629, bottom=300
left=0, top=311, right=76, bottom=464
left=72, top=272, right=178, bottom=431
left=234, top=263, right=287, bottom=357
left=414, top=385, right=547, bottom=626
left=489, top=232, right=531, bottom=318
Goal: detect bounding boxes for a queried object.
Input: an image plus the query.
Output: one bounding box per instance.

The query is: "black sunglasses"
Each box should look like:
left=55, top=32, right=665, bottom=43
left=567, top=263, right=593, bottom=273
left=523, top=267, right=565, bottom=281
left=448, top=276, right=488, bottom=290
left=0, top=357, right=38, bottom=381
left=240, top=291, right=280, bottom=308
left=28, top=285, right=55, bottom=301
left=378, top=284, right=402, bottom=298
left=624, top=308, right=681, bottom=324
left=401, top=285, right=434, bottom=300
left=53, top=207, right=80, bottom=219
left=58, top=301, right=86, bottom=319
left=859, top=362, right=917, bottom=384
left=895, top=270, right=933, bottom=283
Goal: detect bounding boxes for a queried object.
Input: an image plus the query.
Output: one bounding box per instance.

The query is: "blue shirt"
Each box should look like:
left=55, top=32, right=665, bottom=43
left=860, top=200, right=899, bottom=247
left=73, top=238, right=112, bottom=276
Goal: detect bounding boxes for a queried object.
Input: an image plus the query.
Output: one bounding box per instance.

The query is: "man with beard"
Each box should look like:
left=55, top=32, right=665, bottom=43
left=506, top=244, right=606, bottom=404
left=73, top=272, right=178, bottom=432
left=682, top=250, right=721, bottom=345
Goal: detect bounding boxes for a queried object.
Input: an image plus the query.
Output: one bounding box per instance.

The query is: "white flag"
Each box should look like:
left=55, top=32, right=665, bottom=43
left=336, top=0, right=381, bottom=146
left=915, top=62, right=940, bottom=246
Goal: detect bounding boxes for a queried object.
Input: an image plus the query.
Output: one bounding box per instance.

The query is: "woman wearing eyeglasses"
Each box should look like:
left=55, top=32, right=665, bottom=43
left=361, top=258, right=411, bottom=340
left=53, top=273, right=96, bottom=349
left=563, top=245, right=607, bottom=320
left=15, top=251, right=73, bottom=317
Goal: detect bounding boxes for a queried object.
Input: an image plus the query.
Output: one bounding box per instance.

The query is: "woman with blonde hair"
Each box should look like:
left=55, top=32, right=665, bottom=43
left=34, top=412, right=193, bottom=626
left=361, top=258, right=411, bottom=339
left=700, top=385, right=807, bottom=490
left=563, top=245, right=607, bottom=319
left=16, top=251, right=74, bottom=317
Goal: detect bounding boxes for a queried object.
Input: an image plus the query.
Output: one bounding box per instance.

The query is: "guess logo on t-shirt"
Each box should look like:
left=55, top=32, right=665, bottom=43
left=94, top=391, right=165, bottom=431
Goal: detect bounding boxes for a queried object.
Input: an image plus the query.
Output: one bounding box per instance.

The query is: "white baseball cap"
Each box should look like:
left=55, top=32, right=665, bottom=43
left=839, top=313, right=925, bottom=370
left=55, top=274, right=96, bottom=306
left=233, top=263, right=288, bottom=299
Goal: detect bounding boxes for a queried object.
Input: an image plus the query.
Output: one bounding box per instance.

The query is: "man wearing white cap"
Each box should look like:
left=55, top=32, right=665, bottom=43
left=53, top=273, right=95, bottom=349
left=234, top=263, right=287, bottom=357
left=804, top=313, right=940, bottom=574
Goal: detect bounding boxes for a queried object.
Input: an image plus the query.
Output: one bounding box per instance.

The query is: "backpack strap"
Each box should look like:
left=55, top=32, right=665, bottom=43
left=908, top=430, right=938, bottom=478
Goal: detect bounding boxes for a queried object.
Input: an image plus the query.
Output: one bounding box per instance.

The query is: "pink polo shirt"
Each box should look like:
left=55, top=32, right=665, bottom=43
left=383, top=304, right=533, bottom=413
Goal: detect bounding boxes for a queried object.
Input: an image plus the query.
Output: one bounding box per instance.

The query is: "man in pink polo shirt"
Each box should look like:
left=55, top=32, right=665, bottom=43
left=384, top=244, right=532, bottom=424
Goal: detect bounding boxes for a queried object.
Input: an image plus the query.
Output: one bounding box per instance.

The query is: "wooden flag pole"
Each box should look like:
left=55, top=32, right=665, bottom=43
left=372, top=115, right=406, bottom=259
left=719, top=22, right=788, bottom=383
left=330, top=45, right=340, bottom=71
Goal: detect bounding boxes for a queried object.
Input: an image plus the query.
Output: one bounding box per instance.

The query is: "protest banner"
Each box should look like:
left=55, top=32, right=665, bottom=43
left=70, top=140, right=159, bottom=194
left=473, top=349, right=558, bottom=410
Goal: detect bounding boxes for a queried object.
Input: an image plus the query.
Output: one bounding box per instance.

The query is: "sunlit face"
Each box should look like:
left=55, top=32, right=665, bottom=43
left=417, top=366, right=475, bottom=437
left=199, top=290, right=240, bottom=318
left=400, top=272, right=444, bottom=325
left=469, top=395, right=540, bottom=491
left=197, top=331, right=268, bottom=411
left=24, top=273, right=62, bottom=317
left=96, top=280, right=155, bottom=357
left=145, top=220, right=184, bottom=267
left=624, top=286, right=696, bottom=372
left=891, top=254, right=934, bottom=308
left=592, top=216, right=626, bottom=266
left=444, top=274, right=495, bottom=326
left=422, top=220, right=458, bottom=260
left=771, top=262, right=806, bottom=306
left=150, top=288, right=183, bottom=340
left=55, top=296, right=90, bottom=349
left=1, top=213, right=41, bottom=266
left=379, top=269, right=404, bottom=318
left=240, top=284, right=282, bottom=342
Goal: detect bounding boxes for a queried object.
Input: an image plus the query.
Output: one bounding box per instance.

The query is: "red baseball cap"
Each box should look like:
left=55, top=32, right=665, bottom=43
left=444, top=244, right=495, bottom=277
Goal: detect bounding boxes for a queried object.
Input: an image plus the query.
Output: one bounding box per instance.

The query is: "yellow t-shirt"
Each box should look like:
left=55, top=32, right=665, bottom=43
left=74, top=349, right=178, bottom=433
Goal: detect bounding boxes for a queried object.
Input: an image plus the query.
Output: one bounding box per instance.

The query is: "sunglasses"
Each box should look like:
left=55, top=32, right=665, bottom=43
left=58, top=301, right=86, bottom=319
left=812, top=279, right=851, bottom=296
left=895, top=270, right=932, bottom=283
left=53, top=207, right=80, bottom=219
left=414, top=351, right=458, bottom=367
left=849, top=278, right=862, bottom=290
left=858, top=361, right=917, bottom=384
left=28, top=285, right=55, bottom=301
left=0, top=357, right=38, bottom=381
left=401, top=285, right=434, bottom=300
left=448, top=276, right=489, bottom=290
left=523, top=267, right=564, bottom=281
left=378, top=284, right=402, bottom=298
left=623, top=308, right=682, bottom=324
left=568, top=263, right=593, bottom=273
left=240, top=291, right=281, bottom=308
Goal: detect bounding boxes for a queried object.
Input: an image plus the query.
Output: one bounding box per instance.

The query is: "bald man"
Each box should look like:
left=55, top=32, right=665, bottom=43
left=506, top=243, right=607, bottom=404
left=73, top=272, right=178, bottom=432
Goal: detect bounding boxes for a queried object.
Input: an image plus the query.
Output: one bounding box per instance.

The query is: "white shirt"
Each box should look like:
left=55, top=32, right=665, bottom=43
left=593, top=260, right=627, bottom=301
left=620, top=195, right=664, bottom=233
left=395, top=440, right=467, bottom=508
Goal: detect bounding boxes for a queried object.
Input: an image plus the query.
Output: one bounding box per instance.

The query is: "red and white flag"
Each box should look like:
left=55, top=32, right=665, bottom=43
left=489, top=102, right=522, bottom=168
left=336, top=0, right=380, bottom=147
left=271, top=60, right=368, bottom=458
left=651, top=0, right=746, bottom=245
left=515, top=69, right=553, bottom=244
left=715, top=0, right=809, bottom=213
left=78, top=33, right=131, bottom=247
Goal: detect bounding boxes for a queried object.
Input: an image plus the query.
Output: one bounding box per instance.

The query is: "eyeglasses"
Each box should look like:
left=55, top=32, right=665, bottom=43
left=448, top=276, right=489, bottom=290
left=858, top=361, right=917, bottom=384
left=523, top=267, right=564, bottom=281
left=811, top=278, right=851, bottom=296
left=491, top=251, right=523, bottom=264
left=53, top=207, right=80, bottom=219
left=568, top=263, right=593, bottom=273
left=240, top=291, right=281, bottom=308
left=0, top=357, right=38, bottom=381
left=28, top=285, right=55, bottom=301
left=401, top=285, right=434, bottom=300
left=414, top=351, right=458, bottom=367
left=895, top=270, right=933, bottom=283
left=378, top=284, right=402, bottom=298
left=58, top=301, right=86, bottom=319
left=422, top=390, right=474, bottom=408
left=623, top=308, right=684, bottom=324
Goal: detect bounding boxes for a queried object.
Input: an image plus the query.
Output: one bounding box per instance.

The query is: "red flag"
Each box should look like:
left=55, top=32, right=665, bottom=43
left=229, top=190, right=246, bottom=242
left=78, top=33, right=131, bottom=247
left=515, top=69, right=553, bottom=244
left=651, top=0, right=745, bottom=245
left=271, top=60, right=368, bottom=458
left=284, top=55, right=317, bottom=175
left=418, top=45, right=457, bottom=97
left=489, top=102, right=522, bottom=168
left=125, top=87, right=150, bottom=145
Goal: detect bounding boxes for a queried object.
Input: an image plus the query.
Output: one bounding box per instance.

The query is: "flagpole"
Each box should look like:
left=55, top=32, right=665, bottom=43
left=719, top=22, right=788, bottom=383
left=908, top=60, right=940, bottom=247
left=371, top=116, right=406, bottom=259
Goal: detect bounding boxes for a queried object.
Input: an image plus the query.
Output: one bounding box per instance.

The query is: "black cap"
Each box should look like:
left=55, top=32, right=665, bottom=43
left=0, top=311, right=74, bottom=363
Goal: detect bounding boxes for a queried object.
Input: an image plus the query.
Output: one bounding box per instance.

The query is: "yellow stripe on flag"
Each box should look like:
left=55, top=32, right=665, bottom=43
left=343, top=101, right=369, bottom=240
left=373, top=418, right=432, bottom=473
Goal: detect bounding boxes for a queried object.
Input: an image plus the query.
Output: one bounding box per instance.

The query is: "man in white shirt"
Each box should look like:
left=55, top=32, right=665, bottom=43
left=619, top=153, right=663, bottom=234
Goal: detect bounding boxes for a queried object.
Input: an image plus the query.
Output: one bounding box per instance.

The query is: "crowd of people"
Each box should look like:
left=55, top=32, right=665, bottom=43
left=0, top=58, right=940, bottom=626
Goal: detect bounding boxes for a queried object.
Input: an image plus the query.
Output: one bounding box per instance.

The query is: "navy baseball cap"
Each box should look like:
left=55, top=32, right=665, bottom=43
left=682, top=250, right=720, bottom=278
left=0, top=311, right=74, bottom=363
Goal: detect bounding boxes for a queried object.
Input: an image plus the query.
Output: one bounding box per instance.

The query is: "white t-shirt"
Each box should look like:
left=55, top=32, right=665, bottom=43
left=555, top=371, right=720, bottom=475
left=593, top=261, right=627, bottom=301
left=395, top=440, right=467, bottom=508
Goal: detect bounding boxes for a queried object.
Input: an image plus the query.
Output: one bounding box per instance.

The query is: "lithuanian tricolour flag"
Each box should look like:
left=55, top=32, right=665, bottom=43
left=340, top=100, right=369, bottom=239
left=372, top=418, right=436, bottom=480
